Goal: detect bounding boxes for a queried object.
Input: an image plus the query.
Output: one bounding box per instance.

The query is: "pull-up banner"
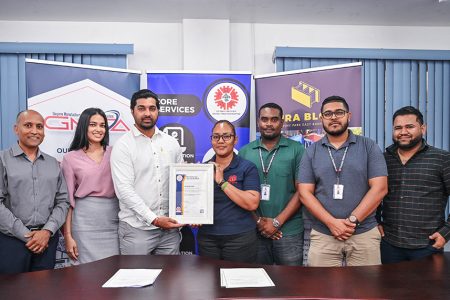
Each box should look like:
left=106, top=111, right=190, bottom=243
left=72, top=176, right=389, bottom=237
left=254, top=62, right=363, bottom=145
left=26, top=59, right=140, bottom=162
left=26, top=59, right=140, bottom=268
left=147, top=71, right=252, bottom=163
left=255, top=62, right=363, bottom=265
left=147, top=71, right=251, bottom=255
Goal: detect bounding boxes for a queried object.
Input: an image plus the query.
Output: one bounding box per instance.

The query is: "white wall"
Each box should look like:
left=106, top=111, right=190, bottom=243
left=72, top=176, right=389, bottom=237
left=183, top=19, right=230, bottom=70
left=1, top=20, right=450, bottom=76
left=252, top=23, right=450, bottom=74
left=0, top=21, right=182, bottom=71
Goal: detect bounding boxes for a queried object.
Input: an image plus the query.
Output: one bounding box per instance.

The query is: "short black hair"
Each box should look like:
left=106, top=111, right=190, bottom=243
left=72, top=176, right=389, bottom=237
left=69, top=107, right=109, bottom=151
left=212, top=120, right=236, bottom=136
left=321, top=95, right=349, bottom=112
left=392, top=106, right=424, bottom=125
left=259, top=102, right=283, bottom=118
left=130, top=89, right=160, bottom=110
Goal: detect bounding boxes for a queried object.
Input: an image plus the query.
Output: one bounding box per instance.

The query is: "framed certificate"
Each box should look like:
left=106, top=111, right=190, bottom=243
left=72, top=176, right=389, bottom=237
left=169, top=163, right=214, bottom=224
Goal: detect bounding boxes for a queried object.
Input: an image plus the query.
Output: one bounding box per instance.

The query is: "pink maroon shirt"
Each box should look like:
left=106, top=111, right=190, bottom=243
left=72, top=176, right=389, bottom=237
left=61, top=146, right=116, bottom=207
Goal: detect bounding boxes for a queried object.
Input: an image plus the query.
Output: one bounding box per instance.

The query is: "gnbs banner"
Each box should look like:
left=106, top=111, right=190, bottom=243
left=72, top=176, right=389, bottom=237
left=254, top=63, right=362, bottom=145
left=26, top=59, right=140, bottom=268
left=26, top=59, right=140, bottom=162
left=147, top=71, right=252, bottom=163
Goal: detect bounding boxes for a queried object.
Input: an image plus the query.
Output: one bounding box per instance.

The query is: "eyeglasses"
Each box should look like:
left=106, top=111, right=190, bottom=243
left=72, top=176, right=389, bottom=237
left=211, top=134, right=235, bottom=142
left=321, top=109, right=348, bottom=120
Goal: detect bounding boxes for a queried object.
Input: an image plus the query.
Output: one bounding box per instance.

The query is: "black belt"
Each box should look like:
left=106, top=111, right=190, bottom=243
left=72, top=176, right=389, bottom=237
left=26, top=224, right=45, bottom=231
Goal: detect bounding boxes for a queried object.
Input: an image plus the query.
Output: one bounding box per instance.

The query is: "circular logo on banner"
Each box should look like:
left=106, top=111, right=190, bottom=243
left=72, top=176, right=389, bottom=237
left=203, top=79, right=248, bottom=123
left=176, top=175, right=183, bottom=182
left=160, top=123, right=196, bottom=163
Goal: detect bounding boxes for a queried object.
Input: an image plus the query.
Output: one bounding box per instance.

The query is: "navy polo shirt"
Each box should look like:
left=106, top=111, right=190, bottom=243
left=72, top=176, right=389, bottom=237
left=199, top=154, right=260, bottom=235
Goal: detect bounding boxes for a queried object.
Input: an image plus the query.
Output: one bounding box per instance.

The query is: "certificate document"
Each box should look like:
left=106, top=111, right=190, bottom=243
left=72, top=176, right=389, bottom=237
left=169, top=163, right=214, bottom=224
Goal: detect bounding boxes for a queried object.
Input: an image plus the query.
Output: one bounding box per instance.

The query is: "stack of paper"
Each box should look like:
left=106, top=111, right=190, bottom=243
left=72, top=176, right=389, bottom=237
left=220, top=268, right=275, bottom=288
left=102, top=269, right=163, bottom=288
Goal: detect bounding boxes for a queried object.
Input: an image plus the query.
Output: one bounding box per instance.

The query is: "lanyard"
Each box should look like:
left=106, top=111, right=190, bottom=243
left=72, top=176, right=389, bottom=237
left=327, top=146, right=348, bottom=185
left=259, top=147, right=278, bottom=184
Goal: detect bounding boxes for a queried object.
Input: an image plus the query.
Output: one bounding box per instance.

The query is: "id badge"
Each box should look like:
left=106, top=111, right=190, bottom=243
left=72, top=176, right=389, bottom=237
left=261, top=184, right=271, bottom=201
left=333, top=184, right=344, bottom=200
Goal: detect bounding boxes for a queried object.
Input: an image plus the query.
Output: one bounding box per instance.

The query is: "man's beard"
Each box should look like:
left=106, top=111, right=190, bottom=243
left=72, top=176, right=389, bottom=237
left=137, top=119, right=156, bottom=130
left=394, top=135, right=422, bottom=150
left=323, top=120, right=349, bottom=136
left=260, top=130, right=281, bottom=140
left=139, top=122, right=155, bottom=130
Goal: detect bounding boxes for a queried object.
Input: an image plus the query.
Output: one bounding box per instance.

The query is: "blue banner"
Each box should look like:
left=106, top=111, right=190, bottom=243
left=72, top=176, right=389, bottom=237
left=147, top=72, right=252, bottom=163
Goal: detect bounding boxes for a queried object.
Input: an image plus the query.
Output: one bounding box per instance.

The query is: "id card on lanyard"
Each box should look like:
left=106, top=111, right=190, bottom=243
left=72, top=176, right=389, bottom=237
left=327, top=146, right=348, bottom=200
left=259, top=147, right=278, bottom=201
left=261, top=184, right=271, bottom=201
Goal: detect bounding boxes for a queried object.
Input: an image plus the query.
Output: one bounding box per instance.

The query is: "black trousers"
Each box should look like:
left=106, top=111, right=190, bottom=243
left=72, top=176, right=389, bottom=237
left=198, top=229, right=257, bottom=263
left=0, top=231, right=58, bottom=274
left=381, top=239, right=443, bottom=264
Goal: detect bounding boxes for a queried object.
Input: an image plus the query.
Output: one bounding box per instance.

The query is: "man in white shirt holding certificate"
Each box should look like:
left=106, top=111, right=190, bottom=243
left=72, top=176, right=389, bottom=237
left=111, top=89, right=184, bottom=255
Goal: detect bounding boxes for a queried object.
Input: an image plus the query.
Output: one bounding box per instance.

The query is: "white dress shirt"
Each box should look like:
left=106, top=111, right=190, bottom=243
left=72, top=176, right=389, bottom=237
left=111, top=125, right=183, bottom=230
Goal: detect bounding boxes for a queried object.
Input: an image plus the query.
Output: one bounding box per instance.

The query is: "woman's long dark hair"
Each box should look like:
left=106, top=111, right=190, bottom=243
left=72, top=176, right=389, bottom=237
left=69, top=108, right=109, bottom=151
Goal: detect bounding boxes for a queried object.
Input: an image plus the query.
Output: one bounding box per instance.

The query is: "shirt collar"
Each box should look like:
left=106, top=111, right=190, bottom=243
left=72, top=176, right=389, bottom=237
left=386, top=138, right=428, bottom=155
left=253, top=136, right=288, bottom=150
left=210, top=153, right=240, bottom=170
left=131, top=125, right=161, bottom=138
left=321, top=130, right=356, bottom=148
left=12, top=142, right=44, bottom=160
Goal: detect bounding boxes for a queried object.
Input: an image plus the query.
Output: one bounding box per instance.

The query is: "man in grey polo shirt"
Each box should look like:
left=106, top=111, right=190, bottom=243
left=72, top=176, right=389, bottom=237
left=0, top=110, right=69, bottom=273
left=298, top=96, right=388, bottom=266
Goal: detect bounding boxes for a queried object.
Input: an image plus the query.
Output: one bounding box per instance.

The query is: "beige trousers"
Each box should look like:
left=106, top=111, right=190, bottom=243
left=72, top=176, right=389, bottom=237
left=308, top=227, right=381, bottom=267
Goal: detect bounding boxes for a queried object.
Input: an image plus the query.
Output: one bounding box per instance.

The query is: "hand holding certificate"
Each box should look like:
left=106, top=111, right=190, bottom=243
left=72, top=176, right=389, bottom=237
left=169, top=163, right=214, bottom=224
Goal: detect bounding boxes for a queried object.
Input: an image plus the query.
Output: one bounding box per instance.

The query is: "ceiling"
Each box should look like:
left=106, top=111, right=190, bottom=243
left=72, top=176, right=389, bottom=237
left=1, top=0, right=450, bottom=26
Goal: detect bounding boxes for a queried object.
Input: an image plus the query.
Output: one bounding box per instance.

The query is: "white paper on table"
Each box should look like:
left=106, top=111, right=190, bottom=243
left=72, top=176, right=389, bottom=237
left=220, top=268, right=275, bottom=288
left=102, top=269, right=163, bottom=288
left=220, top=269, right=229, bottom=287
left=220, top=269, right=225, bottom=287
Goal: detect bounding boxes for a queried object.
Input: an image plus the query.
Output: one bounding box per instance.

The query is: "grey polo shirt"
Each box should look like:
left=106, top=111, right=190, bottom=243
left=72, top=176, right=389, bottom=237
left=0, top=143, right=69, bottom=242
left=298, top=131, right=387, bottom=235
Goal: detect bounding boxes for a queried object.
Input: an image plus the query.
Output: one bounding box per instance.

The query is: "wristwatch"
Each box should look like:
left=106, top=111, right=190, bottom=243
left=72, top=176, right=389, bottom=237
left=348, top=215, right=360, bottom=226
left=217, top=179, right=226, bottom=187
left=272, top=218, right=281, bottom=229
